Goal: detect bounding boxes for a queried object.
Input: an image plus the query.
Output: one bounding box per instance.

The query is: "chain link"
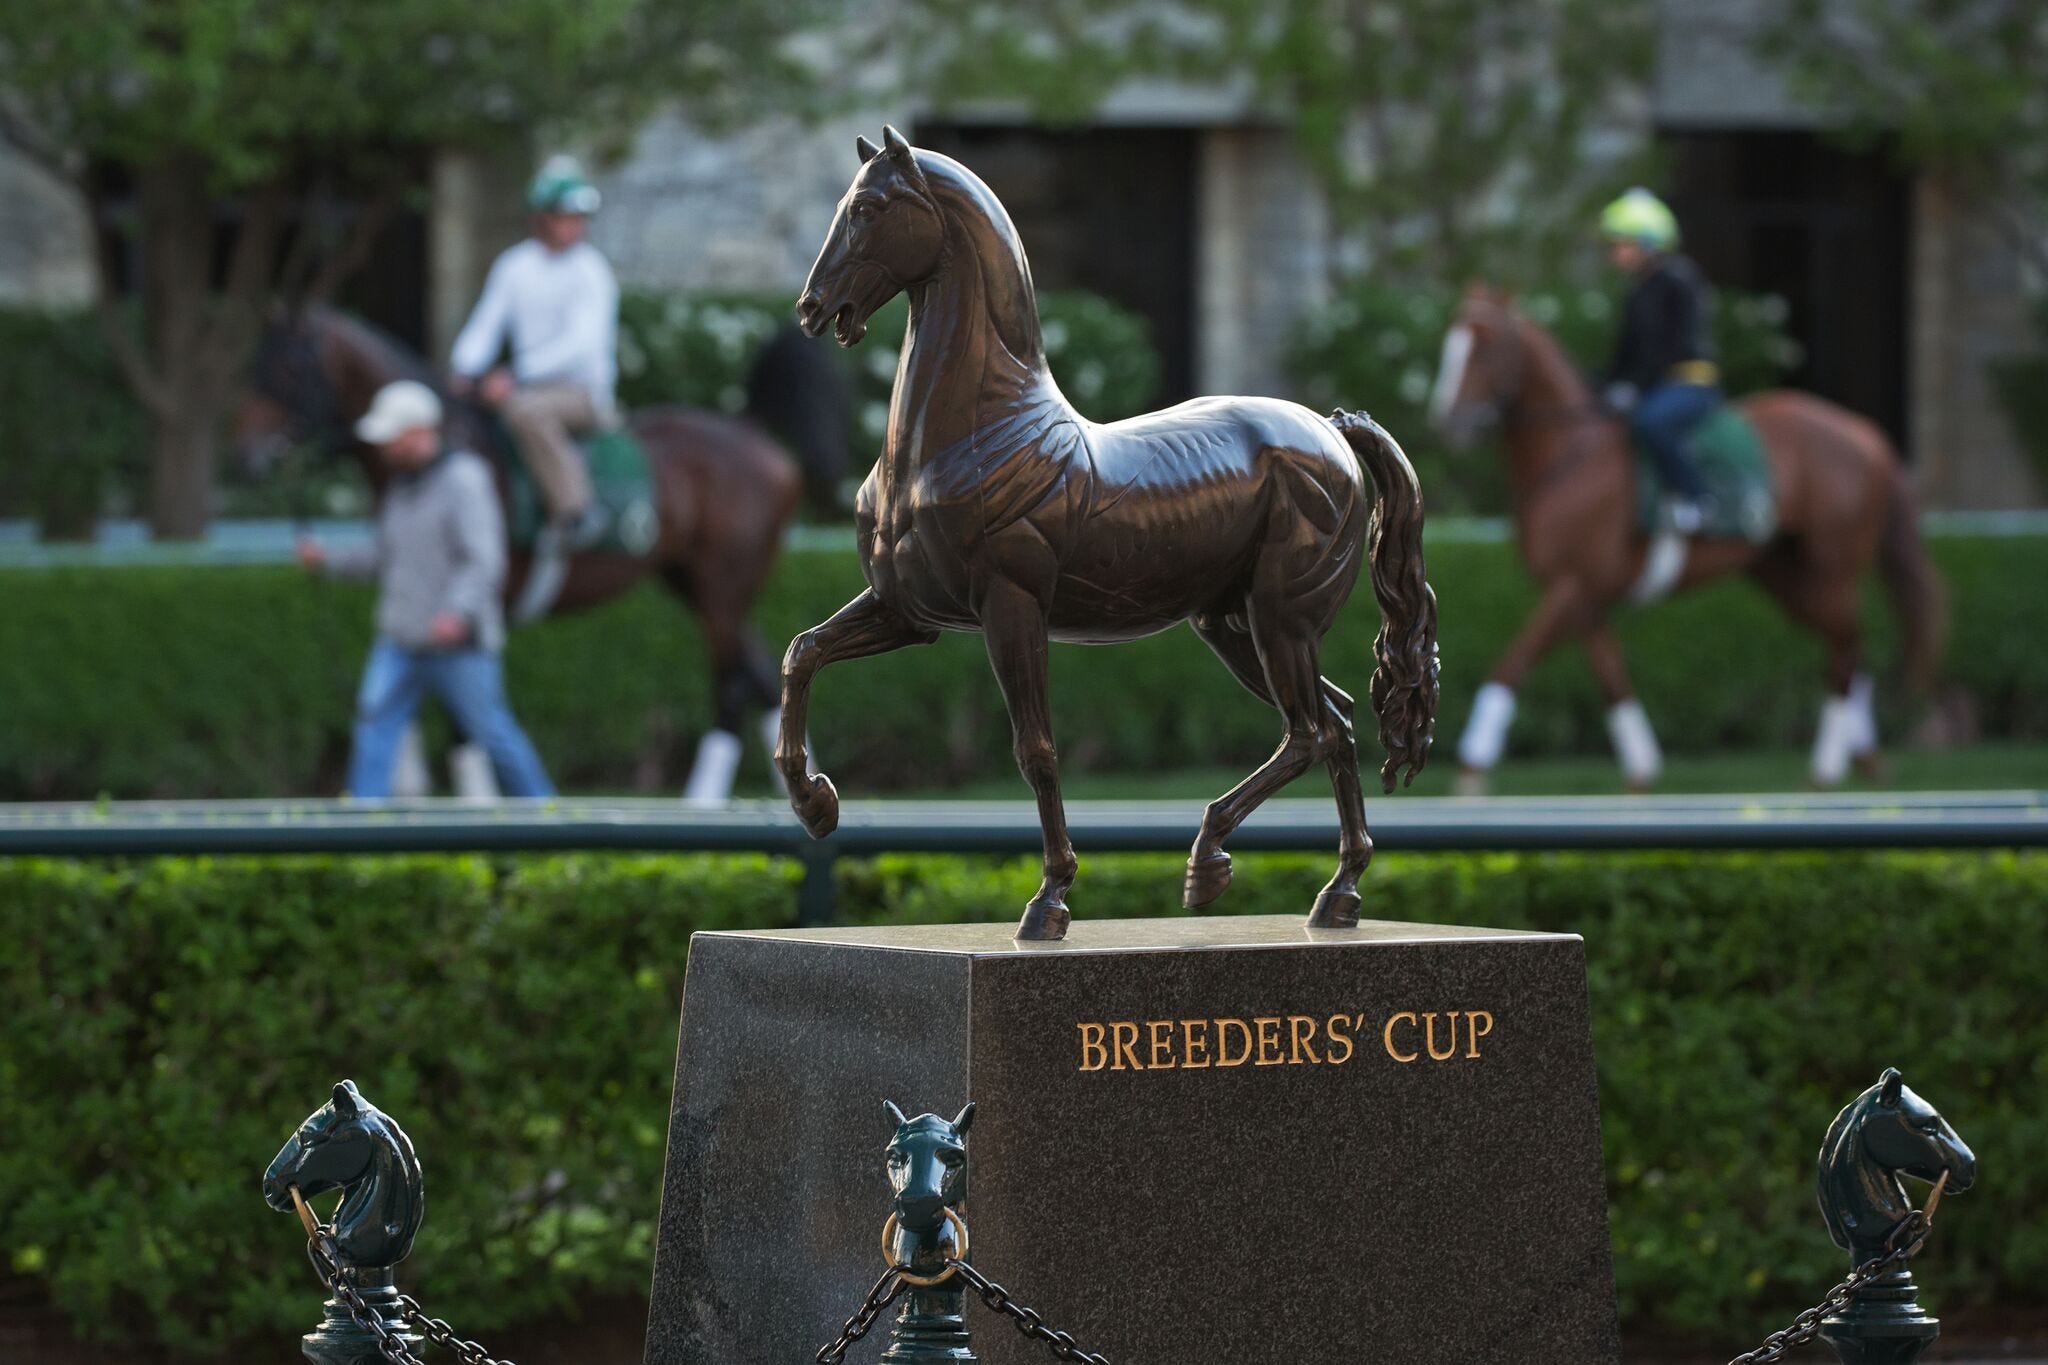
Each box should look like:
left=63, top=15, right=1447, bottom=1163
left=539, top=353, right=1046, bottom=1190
left=948, top=1259, right=1112, bottom=1365
left=815, top=1266, right=909, bottom=1364
left=304, top=1228, right=517, bottom=1365
left=1725, top=1212, right=1930, bottom=1365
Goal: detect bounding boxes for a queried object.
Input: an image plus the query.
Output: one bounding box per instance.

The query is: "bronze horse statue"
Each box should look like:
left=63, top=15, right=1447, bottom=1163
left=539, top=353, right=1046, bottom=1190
left=238, top=307, right=801, bottom=793
left=779, top=126, right=1438, bottom=940
left=1431, top=284, right=1945, bottom=792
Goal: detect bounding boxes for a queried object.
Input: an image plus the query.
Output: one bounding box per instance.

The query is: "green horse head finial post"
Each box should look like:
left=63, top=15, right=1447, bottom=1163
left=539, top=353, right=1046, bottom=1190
left=880, top=1100, right=977, bottom=1364
left=263, top=1080, right=426, bottom=1365
left=1815, top=1067, right=1975, bottom=1364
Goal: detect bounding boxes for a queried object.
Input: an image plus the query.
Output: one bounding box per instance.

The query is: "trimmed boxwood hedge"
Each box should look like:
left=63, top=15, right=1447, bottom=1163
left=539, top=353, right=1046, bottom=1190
left=0, top=533, right=2041, bottom=799
left=2, top=849, right=2042, bottom=1355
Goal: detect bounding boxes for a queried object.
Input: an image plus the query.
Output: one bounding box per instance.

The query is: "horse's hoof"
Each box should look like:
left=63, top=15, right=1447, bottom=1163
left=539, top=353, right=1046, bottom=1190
left=1015, top=899, right=1071, bottom=941
left=1453, top=767, right=1491, bottom=797
left=1307, top=887, right=1361, bottom=929
left=1183, top=850, right=1233, bottom=908
left=1853, top=750, right=1888, bottom=782
left=790, top=773, right=840, bottom=838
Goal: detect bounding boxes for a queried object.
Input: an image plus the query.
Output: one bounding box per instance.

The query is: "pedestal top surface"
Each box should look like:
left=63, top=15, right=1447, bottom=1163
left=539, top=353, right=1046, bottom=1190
left=701, top=913, right=1577, bottom=958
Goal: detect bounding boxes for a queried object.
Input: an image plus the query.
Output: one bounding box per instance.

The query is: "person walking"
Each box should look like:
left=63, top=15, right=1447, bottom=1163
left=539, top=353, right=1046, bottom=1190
left=297, top=380, right=555, bottom=800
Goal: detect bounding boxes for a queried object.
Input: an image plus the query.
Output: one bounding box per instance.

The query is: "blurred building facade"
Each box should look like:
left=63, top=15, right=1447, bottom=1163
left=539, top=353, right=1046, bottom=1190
left=1, top=2, right=2038, bottom=507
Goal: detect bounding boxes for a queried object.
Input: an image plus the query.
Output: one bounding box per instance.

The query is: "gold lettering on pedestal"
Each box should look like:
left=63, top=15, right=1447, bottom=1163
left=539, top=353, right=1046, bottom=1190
left=1253, top=1017, right=1286, bottom=1065
left=1425, top=1012, right=1461, bottom=1061
left=1384, top=1011, right=1420, bottom=1063
left=1288, top=1015, right=1322, bottom=1064
left=1324, top=1015, right=1356, bottom=1064
left=1074, top=1009, right=1498, bottom=1072
left=1110, top=1021, right=1143, bottom=1070
left=1148, top=1019, right=1175, bottom=1070
left=1216, top=1018, right=1253, bottom=1067
left=1466, top=1011, right=1494, bottom=1057
left=1077, top=1022, right=1108, bottom=1072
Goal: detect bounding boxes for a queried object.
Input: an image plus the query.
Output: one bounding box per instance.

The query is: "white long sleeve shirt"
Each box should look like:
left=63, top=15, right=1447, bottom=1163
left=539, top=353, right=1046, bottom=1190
left=449, top=239, right=619, bottom=411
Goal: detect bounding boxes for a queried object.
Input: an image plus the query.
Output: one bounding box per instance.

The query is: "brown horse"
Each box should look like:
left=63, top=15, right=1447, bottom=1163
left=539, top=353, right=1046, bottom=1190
left=1430, top=283, right=1944, bottom=791
left=779, top=127, right=1439, bottom=940
left=237, top=307, right=801, bottom=795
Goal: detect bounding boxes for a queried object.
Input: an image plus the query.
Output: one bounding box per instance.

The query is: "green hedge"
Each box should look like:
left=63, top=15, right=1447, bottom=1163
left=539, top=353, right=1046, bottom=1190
left=0, top=532, right=2042, bottom=798
left=2, top=850, right=2041, bottom=1354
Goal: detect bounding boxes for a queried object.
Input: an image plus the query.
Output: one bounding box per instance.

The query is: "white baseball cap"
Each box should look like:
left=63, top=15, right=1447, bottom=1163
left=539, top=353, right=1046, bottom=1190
left=355, top=380, right=444, bottom=444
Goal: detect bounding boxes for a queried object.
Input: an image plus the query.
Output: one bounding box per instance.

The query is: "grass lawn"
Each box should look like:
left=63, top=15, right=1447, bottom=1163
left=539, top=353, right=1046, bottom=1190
left=804, top=741, right=2047, bottom=801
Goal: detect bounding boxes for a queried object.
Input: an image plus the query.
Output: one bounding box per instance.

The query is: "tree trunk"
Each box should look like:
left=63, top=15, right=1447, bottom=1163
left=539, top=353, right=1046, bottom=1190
left=136, top=152, right=220, bottom=539
left=147, top=403, right=221, bottom=541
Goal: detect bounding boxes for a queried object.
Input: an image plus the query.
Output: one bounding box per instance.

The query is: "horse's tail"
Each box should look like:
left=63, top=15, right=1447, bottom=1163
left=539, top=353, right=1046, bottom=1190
left=1877, top=464, right=1946, bottom=695
left=1332, top=409, right=1439, bottom=791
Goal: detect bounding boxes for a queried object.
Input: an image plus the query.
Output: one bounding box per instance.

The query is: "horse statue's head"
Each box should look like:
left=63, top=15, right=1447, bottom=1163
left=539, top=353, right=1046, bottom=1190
left=798, top=125, right=947, bottom=349
left=882, top=1099, right=974, bottom=1277
left=263, top=1080, right=425, bottom=1271
left=1818, top=1067, right=1974, bottom=1262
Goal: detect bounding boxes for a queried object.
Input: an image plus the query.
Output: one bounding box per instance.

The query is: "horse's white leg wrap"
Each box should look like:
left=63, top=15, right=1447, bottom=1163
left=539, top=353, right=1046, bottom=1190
left=449, top=744, right=501, bottom=804
left=391, top=724, right=432, bottom=799
left=1847, top=672, right=1877, bottom=756
left=1605, top=699, right=1663, bottom=788
left=683, top=728, right=744, bottom=804
left=1457, top=682, right=1517, bottom=770
left=1810, top=694, right=1860, bottom=787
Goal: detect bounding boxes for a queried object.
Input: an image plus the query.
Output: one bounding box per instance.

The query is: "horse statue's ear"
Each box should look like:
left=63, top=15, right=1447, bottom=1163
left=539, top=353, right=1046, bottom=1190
left=332, top=1080, right=361, bottom=1116
left=1878, top=1068, right=1904, bottom=1107
left=883, top=1100, right=909, bottom=1128
left=951, top=1102, right=976, bottom=1136
left=856, top=134, right=881, bottom=164
left=882, top=125, right=911, bottom=159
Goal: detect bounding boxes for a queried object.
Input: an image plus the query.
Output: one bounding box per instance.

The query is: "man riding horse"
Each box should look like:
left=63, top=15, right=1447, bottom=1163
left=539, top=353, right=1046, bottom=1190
left=448, top=155, right=618, bottom=619
left=1597, top=187, right=1720, bottom=538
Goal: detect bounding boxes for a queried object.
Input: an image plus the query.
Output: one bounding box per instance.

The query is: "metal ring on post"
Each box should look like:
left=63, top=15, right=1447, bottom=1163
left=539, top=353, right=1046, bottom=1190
left=881, top=1208, right=969, bottom=1287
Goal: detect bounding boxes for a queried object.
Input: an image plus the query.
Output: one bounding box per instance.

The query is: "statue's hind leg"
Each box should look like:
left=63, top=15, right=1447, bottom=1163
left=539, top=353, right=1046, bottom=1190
left=1309, top=680, right=1371, bottom=928
left=1186, top=612, right=1330, bottom=909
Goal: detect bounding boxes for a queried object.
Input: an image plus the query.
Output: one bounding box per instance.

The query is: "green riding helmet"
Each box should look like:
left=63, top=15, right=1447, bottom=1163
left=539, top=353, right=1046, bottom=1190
left=1599, top=187, right=1677, bottom=251
left=527, top=155, right=601, bottom=216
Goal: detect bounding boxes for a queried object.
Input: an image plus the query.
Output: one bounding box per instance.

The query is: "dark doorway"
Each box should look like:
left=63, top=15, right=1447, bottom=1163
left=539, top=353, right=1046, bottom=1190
left=1663, top=129, right=1911, bottom=449
left=912, top=123, right=1198, bottom=404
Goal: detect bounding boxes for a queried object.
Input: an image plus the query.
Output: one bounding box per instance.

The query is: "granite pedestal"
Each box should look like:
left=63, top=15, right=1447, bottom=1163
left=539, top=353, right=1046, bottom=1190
left=644, top=916, right=1618, bottom=1365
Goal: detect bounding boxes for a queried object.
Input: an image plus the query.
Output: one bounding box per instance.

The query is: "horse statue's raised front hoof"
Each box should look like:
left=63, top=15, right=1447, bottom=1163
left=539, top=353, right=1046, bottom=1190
left=1014, top=897, right=1071, bottom=941
left=789, top=772, right=841, bottom=839
left=1307, top=886, right=1362, bottom=929
left=1182, top=850, right=1233, bottom=909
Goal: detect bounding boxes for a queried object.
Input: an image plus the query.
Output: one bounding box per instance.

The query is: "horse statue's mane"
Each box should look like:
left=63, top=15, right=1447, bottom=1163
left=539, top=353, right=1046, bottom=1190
left=914, top=153, right=1045, bottom=370
left=1818, top=1080, right=1895, bottom=1251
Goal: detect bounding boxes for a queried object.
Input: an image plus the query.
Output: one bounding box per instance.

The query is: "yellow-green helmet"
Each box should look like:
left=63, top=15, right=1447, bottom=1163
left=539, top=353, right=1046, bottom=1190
left=527, top=154, right=601, bottom=215
left=1599, top=187, right=1677, bottom=251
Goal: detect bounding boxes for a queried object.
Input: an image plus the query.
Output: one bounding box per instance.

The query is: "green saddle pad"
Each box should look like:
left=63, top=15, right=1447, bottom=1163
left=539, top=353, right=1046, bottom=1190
left=500, top=424, right=659, bottom=556
left=1634, top=406, right=1776, bottom=541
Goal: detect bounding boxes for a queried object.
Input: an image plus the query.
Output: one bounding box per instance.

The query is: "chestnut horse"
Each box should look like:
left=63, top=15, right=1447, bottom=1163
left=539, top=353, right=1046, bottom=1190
left=779, top=127, right=1438, bottom=940
left=1431, top=284, right=1944, bottom=791
left=238, top=307, right=801, bottom=795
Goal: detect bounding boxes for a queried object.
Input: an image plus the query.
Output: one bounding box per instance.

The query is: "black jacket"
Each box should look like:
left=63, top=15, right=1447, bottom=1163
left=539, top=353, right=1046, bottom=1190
left=1603, top=253, right=1715, bottom=393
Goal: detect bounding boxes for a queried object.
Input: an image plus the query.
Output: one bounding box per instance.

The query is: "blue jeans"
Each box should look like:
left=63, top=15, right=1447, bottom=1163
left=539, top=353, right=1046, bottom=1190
left=347, top=640, right=555, bottom=799
left=1630, top=381, right=1719, bottom=500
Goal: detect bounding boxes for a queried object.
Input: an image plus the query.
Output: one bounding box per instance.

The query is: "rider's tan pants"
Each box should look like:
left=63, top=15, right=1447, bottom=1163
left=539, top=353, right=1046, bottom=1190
left=501, top=384, right=600, bottom=519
